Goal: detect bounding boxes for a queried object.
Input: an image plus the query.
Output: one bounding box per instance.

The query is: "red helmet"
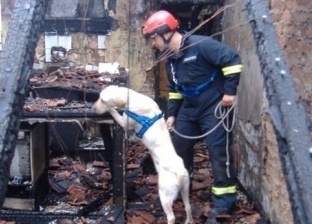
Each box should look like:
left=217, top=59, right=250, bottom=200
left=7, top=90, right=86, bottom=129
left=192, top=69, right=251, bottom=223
left=142, top=10, right=179, bottom=38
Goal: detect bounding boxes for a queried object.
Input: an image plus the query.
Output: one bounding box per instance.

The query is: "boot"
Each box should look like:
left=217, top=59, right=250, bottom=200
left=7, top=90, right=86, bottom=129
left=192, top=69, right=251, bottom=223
left=205, top=207, right=231, bottom=224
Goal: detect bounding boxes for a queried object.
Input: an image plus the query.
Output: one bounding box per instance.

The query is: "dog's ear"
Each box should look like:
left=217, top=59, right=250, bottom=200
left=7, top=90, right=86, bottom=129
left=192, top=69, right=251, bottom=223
left=114, top=95, right=126, bottom=108
left=99, top=86, right=126, bottom=108
left=99, top=91, right=110, bottom=104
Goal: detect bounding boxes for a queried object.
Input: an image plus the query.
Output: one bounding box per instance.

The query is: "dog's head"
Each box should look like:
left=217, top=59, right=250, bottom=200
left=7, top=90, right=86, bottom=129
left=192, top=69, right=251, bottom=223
left=92, top=85, right=126, bottom=114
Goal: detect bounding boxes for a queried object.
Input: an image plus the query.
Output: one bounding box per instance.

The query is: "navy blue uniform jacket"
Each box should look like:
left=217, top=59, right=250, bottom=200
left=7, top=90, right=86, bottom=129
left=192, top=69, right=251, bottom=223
left=165, top=34, right=243, bottom=117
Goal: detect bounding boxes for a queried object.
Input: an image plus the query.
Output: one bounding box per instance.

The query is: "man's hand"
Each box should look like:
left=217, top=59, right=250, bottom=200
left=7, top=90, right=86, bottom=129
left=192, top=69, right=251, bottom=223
left=222, top=94, right=236, bottom=107
left=166, top=116, right=175, bottom=131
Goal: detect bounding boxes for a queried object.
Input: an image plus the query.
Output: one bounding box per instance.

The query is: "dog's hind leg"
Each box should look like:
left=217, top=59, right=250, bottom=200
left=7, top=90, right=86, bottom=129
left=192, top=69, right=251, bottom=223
left=159, top=190, right=175, bottom=224
left=180, top=177, right=194, bottom=224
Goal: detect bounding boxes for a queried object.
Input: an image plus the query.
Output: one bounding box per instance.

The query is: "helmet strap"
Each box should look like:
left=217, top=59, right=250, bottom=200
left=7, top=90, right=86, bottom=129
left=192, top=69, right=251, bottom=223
left=161, top=32, right=175, bottom=51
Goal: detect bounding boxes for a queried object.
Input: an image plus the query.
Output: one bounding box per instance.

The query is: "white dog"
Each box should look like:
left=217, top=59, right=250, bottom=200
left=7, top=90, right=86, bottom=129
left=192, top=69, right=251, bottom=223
left=92, top=85, right=194, bottom=224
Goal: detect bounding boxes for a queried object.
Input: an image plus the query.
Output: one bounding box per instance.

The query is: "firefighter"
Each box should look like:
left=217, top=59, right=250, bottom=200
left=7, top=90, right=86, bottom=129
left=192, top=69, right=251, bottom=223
left=142, top=10, right=243, bottom=223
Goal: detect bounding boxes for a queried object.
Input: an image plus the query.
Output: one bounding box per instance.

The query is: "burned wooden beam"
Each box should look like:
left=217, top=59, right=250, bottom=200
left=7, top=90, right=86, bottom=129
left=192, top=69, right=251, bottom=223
left=77, top=189, right=113, bottom=217
left=0, top=210, right=102, bottom=223
left=0, top=0, right=46, bottom=207
left=100, top=205, right=124, bottom=224
left=112, top=124, right=126, bottom=208
left=43, top=18, right=113, bottom=35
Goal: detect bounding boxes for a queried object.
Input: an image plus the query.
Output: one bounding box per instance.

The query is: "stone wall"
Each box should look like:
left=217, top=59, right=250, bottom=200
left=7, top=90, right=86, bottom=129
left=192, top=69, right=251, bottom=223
left=222, top=0, right=293, bottom=223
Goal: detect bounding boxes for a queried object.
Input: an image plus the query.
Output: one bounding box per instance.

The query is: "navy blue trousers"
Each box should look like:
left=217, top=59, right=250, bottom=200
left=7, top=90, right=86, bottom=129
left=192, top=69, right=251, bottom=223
left=171, top=91, right=237, bottom=209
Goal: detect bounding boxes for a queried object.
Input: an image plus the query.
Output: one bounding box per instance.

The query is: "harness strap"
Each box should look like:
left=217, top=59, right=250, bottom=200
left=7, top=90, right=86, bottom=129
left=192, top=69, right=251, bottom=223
left=175, top=69, right=219, bottom=97
left=125, top=110, right=163, bottom=138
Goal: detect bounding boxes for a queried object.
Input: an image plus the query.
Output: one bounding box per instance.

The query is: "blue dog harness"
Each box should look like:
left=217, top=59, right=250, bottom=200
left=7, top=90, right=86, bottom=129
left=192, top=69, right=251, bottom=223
left=124, top=110, right=163, bottom=138
left=175, top=69, right=219, bottom=97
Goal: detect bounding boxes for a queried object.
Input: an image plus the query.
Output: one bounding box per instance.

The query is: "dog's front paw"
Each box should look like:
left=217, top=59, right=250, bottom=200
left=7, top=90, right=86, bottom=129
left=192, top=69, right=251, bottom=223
left=91, top=99, right=109, bottom=114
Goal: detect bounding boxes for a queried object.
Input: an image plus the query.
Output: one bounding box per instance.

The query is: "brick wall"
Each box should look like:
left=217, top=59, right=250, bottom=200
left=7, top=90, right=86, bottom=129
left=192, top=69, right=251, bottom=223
left=222, top=0, right=295, bottom=223
left=271, top=0, right=312, bottom=118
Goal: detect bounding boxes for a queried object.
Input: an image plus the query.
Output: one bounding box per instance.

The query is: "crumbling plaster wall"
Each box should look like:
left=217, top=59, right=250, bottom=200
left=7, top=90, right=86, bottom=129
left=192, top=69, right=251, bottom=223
left=222, top=0, right=293, bottom=223
left=1, top=0, right=155, bottom=97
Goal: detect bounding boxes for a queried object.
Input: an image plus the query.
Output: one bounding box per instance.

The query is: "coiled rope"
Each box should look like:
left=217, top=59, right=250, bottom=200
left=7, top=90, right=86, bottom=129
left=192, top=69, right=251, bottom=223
left=170, top=100, right=237, bottom=177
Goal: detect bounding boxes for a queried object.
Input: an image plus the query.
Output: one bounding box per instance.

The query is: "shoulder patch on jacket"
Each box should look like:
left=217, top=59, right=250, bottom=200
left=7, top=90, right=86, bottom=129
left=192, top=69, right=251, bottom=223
left=183, top=55, right=197, bottom=63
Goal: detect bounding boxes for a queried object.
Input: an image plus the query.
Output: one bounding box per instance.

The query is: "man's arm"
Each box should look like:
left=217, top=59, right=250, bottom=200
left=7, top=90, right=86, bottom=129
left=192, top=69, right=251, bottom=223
left=199, top=37, right=243, bottom=105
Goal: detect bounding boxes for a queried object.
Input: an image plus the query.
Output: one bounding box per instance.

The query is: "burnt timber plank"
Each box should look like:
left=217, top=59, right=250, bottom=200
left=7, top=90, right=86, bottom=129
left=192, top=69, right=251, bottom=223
left=112, top=124, right=126, bottom=206
left=0, top=0, right=46, bottom=207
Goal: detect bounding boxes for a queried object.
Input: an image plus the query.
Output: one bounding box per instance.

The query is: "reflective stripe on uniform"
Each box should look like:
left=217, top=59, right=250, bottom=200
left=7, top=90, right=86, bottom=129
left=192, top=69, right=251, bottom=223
left=169, top=92, right=183, bottom=100
left=222, top=64, right=243, bottom=76
left=211, top=185, right=237, bottom=195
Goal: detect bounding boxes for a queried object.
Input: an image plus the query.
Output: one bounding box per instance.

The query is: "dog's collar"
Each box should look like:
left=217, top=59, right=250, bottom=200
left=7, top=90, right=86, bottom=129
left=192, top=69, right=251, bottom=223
left=124, top=110, right=163, bottom=138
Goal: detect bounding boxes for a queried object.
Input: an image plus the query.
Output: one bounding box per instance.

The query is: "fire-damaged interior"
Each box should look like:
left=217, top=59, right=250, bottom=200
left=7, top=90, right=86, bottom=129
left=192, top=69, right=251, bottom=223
left=4, top=66, right=128, bottom=223
left=44, top=0, right=118, bottom=35
left=1, top=0, right=265, bottom=224
left=159, top=1, right=222, bottom=36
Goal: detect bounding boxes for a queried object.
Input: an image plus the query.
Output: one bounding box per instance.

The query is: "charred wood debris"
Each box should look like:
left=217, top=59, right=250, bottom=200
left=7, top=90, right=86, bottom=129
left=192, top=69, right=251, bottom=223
left=24, top=67, right=128, bottom=113
left=1, top=142, right=266, bottom=224
left=30, top=66, right=128, bottom=90
left=0, top=67, right=266, bottom=223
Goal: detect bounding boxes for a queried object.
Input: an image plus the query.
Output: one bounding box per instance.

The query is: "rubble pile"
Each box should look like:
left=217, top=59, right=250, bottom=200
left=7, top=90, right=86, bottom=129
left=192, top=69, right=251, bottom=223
left=29, top=67, right=128, bottom=91
left=41, top=141, right=266, bottom=223
left=23, top=66, right=129, bottom=113
left=0, top=141, right=266, bottom=224
left=125, top=141, right=265, bottom=224
left=23, top=97, right=93, bottom=113
left=45, top=156, right=112, bottom=215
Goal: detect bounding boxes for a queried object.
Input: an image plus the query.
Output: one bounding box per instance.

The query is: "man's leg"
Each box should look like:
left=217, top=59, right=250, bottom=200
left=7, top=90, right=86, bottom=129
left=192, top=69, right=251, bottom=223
left=200, top=107, right=236, bottom=223
left=171, top=108, right=199, bottom=190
